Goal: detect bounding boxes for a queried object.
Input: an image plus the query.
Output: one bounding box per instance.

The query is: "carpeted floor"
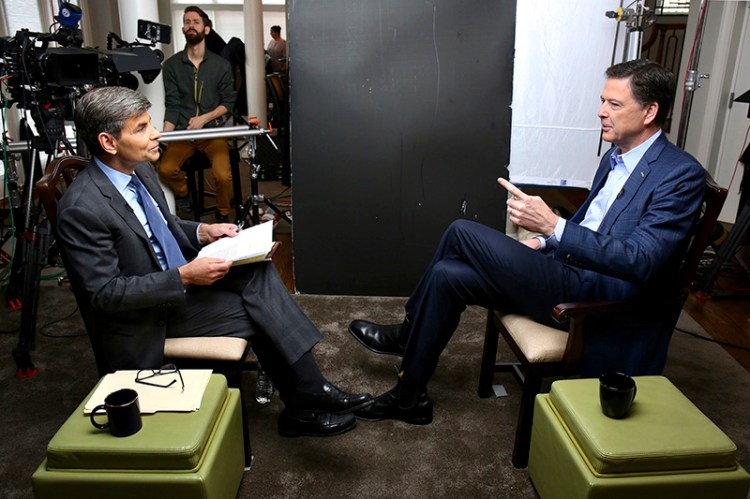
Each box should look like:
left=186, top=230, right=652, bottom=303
left=1, top=284, right=749, bottom=498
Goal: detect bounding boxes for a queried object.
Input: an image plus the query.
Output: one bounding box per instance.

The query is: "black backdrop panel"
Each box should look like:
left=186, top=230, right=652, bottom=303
left=289, top=1, right=515, bottom=296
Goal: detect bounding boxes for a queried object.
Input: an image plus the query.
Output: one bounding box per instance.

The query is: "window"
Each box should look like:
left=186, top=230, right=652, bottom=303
left=655, top=0, right=690, bottom=16
left=5, top=0, right=46, bottom=34
left=169, top=1, right=286, bottom=49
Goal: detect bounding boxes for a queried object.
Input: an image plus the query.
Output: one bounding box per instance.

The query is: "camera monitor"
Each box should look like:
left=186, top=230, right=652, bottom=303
left=44, top=47, right=100, bottom=86
left=137, top=19, right=171, bottom=45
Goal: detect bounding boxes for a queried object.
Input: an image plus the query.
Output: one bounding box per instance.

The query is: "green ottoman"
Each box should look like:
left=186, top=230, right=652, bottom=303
left=528, top=376, right=750, bottom=499
left=32, top=374, right=245, bottom=499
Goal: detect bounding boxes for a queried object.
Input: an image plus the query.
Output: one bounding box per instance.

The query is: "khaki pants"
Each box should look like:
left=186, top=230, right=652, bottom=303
left=158, top=138, right=232, bottom=216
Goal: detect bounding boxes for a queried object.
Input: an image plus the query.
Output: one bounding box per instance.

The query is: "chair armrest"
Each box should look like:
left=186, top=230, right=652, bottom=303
left=552, top=299, right=638, bottom=372
left=267, top=241, right=282, bottom=259
left=552, top=300, right=637, bottom=324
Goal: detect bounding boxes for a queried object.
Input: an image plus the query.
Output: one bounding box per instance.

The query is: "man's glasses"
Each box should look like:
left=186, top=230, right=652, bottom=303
left=135, top=363, right=185, bottom=392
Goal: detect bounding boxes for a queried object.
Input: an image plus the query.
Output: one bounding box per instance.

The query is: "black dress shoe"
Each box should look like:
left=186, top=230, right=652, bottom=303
left=278, top=409, right=356, bottom=437
left=354, top=387, right=433, bottom=425
left=293, top=382, right=373, bottom=414
left=348, top=320, right=408, bottom=356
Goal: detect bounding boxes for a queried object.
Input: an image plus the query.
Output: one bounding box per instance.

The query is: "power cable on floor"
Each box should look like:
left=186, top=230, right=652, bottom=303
left=674, top=326, right=750, bottom=352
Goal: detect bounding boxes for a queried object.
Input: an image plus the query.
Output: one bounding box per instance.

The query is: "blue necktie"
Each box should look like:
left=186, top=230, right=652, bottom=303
left=129, top=175, right=188, bottom=269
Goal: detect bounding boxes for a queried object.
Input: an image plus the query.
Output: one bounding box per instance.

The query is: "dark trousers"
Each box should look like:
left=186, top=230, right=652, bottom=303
left=400, top=219, right=582, bottom=386
left=167, top=261, right=322, bottom=397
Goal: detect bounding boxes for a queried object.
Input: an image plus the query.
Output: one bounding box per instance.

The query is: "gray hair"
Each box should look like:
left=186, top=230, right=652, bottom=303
left=74, top=87, right=151, bottom=156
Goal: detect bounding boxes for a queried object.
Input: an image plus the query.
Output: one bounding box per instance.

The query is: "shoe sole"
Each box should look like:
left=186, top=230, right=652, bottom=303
left=278, top=419, right=357, bottom=438
left=347, top=325, right=405, bottom=357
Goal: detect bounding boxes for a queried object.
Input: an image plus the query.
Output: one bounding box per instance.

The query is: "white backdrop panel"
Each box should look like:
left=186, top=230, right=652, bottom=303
left=511, top=0, right=622, bottom=188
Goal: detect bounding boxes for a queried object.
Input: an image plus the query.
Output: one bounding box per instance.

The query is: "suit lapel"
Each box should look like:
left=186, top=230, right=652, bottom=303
left=597, top=134, right=666, bottom=233
left=86, top=161, right=160, bottom=263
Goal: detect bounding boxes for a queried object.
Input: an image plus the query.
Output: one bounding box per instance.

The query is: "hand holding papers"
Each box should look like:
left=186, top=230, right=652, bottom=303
left=197, top=220, right=274, bottom=265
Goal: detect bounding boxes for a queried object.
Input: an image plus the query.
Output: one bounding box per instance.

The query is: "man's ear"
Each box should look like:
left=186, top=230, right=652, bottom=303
left=643, top=102, right=659, bottom=126
left=98, top=132, right=118, bottom=155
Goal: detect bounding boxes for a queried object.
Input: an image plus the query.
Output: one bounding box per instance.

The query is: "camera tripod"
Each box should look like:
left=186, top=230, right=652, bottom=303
left=236, top=123, right=292, bottom=227
left=5, top=133, right=74, bottom=378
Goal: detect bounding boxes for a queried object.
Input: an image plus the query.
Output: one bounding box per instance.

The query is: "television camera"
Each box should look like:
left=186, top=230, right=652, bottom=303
left=0, top=9, right=169, bottom=150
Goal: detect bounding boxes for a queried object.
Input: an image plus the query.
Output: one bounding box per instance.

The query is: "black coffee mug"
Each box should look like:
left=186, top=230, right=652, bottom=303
left=599, top=372, right=637, bottom=419
left=90, top=388, right=142, bottom=437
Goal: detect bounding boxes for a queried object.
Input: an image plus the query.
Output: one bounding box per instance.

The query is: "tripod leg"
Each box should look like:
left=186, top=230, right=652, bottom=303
left=13, top=224, right=49, bottom=378
left=263, top=197, right=292, bottom=225
left=700, top=202, right=750, bottom=297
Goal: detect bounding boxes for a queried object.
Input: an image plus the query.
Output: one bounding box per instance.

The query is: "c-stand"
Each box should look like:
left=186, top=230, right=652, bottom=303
left=698, top=146, right=750, bottom=298
left=237, top=121, right=292, bottom=226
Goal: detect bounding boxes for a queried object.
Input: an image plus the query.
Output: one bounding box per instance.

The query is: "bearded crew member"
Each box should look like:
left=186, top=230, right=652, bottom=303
left=157, top=5, right=235, bottom=222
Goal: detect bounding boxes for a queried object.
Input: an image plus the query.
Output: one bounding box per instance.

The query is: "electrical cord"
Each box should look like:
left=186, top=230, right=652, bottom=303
left=675, top=326, right=750, bottom=352
left=38, top=304, right=85, bottom=338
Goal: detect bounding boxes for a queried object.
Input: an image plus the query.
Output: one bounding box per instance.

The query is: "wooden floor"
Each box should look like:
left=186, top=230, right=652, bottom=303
left=684, top=246, right=750, bottom=374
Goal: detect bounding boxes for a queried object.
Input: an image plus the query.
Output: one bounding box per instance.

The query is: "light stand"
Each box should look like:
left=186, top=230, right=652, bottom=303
left=676, top=0, right=711, bottom=150
left=698, top=90, right=750, bottom=298
left=237, top=123, right=292, bottom=226
left=605, top=1, right=651, bottom=62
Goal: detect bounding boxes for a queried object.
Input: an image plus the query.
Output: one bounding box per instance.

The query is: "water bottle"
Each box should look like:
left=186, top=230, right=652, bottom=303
left=255, top=363, right=274, bottom=404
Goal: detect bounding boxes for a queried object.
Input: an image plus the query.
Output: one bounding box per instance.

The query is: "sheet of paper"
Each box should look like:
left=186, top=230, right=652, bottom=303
left=197, top=221, right=273, bottom=265
left=83, top=369, right=213, bottom=414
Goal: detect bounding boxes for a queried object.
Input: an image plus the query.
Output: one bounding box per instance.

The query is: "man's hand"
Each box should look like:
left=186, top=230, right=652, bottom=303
left=178, top=257, right=233, bottom=286
left=187, top=106, right=229, bottom=130
left=187, top=115, right=210, bottom=130
left=198, top=223, right=240, bottom=244
left=498, top=178, right=558, bottom=237
left=519, top=238, right=542, bottom=250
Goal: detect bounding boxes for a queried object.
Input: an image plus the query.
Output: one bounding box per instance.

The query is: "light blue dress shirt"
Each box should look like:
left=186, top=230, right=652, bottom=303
left=540, top=130, right=662, bottom=249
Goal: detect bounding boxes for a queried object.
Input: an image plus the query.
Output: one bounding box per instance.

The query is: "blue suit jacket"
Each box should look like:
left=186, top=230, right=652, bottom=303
left=550, top=133, right=705, bottom=374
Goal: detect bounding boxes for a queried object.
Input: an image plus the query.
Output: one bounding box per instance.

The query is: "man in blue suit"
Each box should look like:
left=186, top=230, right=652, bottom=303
left=350, top=60, right=706, bottom=425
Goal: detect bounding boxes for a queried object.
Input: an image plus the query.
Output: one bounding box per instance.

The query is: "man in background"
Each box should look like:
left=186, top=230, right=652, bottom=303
left=267, top=25, right=288, bottom=73
left=158, top=5, right=235, bottom=222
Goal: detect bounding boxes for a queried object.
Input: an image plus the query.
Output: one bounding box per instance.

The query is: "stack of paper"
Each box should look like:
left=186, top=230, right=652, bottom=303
left=197, top=221, right=274, bottom=265
left=83, top=369, right=213, bottom=414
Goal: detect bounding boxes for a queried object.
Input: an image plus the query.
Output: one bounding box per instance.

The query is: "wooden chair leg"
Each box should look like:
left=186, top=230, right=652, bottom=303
left=511, top=370, right=542, bottom=469
left=478, top=309, right=499, bottom=398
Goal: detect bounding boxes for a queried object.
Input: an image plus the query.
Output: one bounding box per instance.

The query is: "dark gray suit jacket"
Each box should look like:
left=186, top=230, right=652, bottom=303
left=57, top=161, right=202, bottom=371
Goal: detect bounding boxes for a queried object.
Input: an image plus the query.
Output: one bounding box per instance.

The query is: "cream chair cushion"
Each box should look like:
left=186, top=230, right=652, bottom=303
left=164, top=337, right=249, bottom=362
left=500, top=313, right=568, bottom=363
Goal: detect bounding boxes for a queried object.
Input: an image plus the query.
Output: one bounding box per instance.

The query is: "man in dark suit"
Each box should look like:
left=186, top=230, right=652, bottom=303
left=58, top=86, right=372, bottom=437
left=350, top=60, right=706, bottom=425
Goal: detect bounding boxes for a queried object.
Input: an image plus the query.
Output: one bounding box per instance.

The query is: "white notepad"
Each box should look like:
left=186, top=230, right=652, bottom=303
left=197, top=221, right=273, bottom=265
